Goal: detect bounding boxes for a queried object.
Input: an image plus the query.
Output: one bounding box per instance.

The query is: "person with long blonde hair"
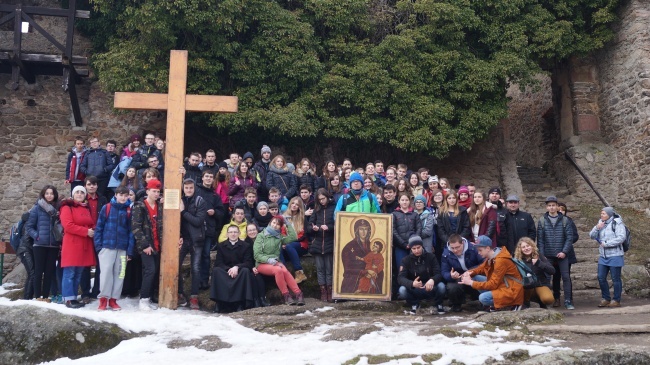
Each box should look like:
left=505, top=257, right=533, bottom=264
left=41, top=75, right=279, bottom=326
left=436, top=190, right=471, bottom=263
left=514, top=237, right=555, bottom=308
left=280, top=197, right=309, bottom=284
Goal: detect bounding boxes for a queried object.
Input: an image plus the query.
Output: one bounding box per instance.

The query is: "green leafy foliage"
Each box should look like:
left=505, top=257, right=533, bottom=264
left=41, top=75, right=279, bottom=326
left=84, top=0, right=620, bottom=158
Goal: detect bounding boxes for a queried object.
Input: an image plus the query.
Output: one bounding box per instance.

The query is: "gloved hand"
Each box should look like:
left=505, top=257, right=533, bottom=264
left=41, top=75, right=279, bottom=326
left=267, top=258, right=278, bottom=265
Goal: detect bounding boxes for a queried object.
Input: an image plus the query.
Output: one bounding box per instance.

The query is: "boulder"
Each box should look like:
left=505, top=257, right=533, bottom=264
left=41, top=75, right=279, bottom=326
left=623, top=265, right=650, bottom=298
left=0, top=305, right=135, bottom=364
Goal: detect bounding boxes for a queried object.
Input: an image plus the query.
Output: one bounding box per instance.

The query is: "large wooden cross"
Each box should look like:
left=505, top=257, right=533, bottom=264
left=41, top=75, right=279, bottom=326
left=114, top=50, right=238, bottom=309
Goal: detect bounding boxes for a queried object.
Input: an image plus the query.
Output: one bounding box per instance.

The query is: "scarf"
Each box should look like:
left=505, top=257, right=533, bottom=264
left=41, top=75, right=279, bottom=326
left=38, top=198, right=58, bottom=217
left=264, top=226, right=282, bottom=239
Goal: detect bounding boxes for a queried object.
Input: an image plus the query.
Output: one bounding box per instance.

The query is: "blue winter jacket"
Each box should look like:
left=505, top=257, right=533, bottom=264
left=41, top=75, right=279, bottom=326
left=26, top=203, right=59, bottom=247
left=94, top=198, right=135, bottom=256
left=81, top=147, right=115, bottom=179
left=440, top=237, right=484, bottom=283
left=536, top=213, right=574, bottom=257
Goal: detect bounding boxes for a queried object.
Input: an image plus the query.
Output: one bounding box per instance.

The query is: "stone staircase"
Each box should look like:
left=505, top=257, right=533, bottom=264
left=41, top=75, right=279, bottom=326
left=517, top=166, right=601, bottom=300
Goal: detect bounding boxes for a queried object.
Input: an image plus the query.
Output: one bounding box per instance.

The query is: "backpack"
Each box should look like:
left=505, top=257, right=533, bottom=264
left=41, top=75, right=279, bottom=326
left=10, top=213, right=29, bottom=252
left=105, top=203, right=131, bottom=219
left=506, top=258, right=538, bottom=289
left=611, top=214, right=631, bottom=252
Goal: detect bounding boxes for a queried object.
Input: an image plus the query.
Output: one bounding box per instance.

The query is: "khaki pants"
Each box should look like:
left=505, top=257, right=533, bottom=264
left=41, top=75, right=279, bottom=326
left=524, top=286, right=554, bottom=306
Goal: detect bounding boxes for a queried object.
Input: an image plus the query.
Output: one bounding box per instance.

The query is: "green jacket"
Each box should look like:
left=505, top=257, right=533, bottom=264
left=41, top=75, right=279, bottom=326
left=253, top=224, right=297, bottom=267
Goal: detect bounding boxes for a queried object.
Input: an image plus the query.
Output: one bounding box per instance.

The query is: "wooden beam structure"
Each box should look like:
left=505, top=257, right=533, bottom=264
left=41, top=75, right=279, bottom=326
left=0, top=0, right=89, bottom=126
left=114, top=50, right=238, bottom=310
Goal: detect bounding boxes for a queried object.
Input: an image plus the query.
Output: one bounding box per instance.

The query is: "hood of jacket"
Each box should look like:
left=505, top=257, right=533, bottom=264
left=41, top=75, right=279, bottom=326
left=59, top=197, right=87, bottom=209
left=109, top=197, right=131, bottom=209
left=270, top=165, right=290, bottom=174
left=446, top=236, right=470, bottom=256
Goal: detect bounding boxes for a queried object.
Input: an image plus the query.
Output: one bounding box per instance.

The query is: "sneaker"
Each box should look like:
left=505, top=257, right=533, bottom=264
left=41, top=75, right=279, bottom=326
left=564, top=301, right=575, bottom=310
left=189, top=295, right=200, bottom=310
left=435, top=305, right=445, bottom=315
left=53, top=295, right=64, bottom=304
left=409, top=304, right=419, bottom=315
left=178, top=294, right=188, bottom=307
left=607, top=301, right=621, bottom=308
left=65, top=300, right=84, bottom=309
left=553, top=298, right=561, bottom=307
left=108, top=298, right=122, bottom=311
left=139, top=298, right=158, bottom=310
left=511, top=305, right=523, bottom=311
left=598, top=299, right=611, bottom=307
left=97, top=297, right=108, bottom=311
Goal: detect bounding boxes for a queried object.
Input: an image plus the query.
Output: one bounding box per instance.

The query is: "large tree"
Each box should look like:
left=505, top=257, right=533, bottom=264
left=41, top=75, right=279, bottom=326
left=85, top=0, right=619, bottom=158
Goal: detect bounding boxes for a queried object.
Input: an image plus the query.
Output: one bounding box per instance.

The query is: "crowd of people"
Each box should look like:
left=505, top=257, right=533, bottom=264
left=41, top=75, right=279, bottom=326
left=12, top=133, right=629, bottom=314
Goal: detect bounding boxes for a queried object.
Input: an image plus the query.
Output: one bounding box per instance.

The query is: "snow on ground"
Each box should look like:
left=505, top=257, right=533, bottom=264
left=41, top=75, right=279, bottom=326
left=1, top=285, right=566, bottom=365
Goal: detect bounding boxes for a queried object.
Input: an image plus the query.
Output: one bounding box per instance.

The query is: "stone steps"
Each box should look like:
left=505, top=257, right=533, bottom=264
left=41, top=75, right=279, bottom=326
left=518, top=165, right=598, bottom=296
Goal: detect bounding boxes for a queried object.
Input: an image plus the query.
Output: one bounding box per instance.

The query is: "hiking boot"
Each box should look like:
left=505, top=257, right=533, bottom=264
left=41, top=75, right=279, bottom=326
left=294, top=270, right=307, bottom=284
left=97, top=297, right=108, bottom=311
left=564, top=300, right=575, bottom=310
left=283, top=292, right=295, bottom=305
left=552, top=298, right=561, bottom=307
left=139, top=298, right=157, bottom=311
left=607, top=301, right=621, bottom=308
left=108, top=298, right=122, bottom=311
left=320, top=285, right=328, bottom=302
left=178, top=294, right=188, bottom=307
left=189, top=295, right=200, bottom=310
left=409, top=304, right=419, bottom=315
left=295, top=292, right=305, bottom=306
left=598, top=299, right=611, bottom=307
left=326, top=285, right=333, bottom=302
left=65, top=300, right=84, bottom=309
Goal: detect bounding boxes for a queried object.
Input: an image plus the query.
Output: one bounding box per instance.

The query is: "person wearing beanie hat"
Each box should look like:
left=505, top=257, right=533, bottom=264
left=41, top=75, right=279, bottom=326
left=458, top=186, right=472, bottom=209
left=59, top=184, right=96, bottom=309
left=398, top=234, right=446, bottom=314
left=590, top=206, right=627, bottom=308
left=334, top=170, right=380, bottom=215
left=413, top=194, right=435, bottom=254
left=132, top=177, right=164, bottom=310
left=254, top=201, right=273, bottom=229
left=252, top=146, right=272, bottom=201
left=537, top=194, right=575, bottom=309
left=261, top=145, right=272, bottom=156
left=459, top=235, right=524, bottom=311
left=214, top=161, right=231, bottom=205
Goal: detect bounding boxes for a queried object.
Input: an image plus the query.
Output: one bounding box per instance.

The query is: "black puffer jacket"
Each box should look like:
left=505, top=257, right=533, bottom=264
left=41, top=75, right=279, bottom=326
left=536, top=213, right=573, bottom=257
left=522, top=254, right=555, bottom=287
left=295, top=168, right=317, bottom=192
left=436, top=206, right=472, bottom=244
left=195, top=184, right=226, bottom=238
left=307, top=200, right=336, bottom=255
left=397, top=252, right=443, bottom=288
left=266, top=165, right=297, bottom=199
left=392, top=207, right=422, bottom=250
left=180, top=194, right=207, bottom=246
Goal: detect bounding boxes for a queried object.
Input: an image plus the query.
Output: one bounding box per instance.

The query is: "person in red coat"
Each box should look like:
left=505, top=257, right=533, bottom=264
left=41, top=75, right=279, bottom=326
left=60, top=185, right=97, bottom=308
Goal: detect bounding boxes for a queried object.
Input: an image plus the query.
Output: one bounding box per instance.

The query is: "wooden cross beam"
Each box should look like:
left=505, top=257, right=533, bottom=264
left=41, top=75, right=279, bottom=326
left=114, top=50, right=238, bottom=309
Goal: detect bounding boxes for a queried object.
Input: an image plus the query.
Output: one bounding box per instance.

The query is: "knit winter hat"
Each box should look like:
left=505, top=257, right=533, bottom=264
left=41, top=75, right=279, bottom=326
left=218, top=161, right=228, bottom=169
left=257, top=201, right=269, bottom=210
left=488, top=187, right=502, bottom=195
left=146, top=179, right=162, bottom=190
left=71, top=185, right=86, bottom=196
left=475, top=235, right=493, bottom=248
left=261, top=145, right=272, bottom=155
left=243, top=151, right=254, bottom=161
left=408, top=235, right=423, bottom=247
left=602, top=207, right=615, bottom=218
left=414, top=195, right=427, bottom=205
left=130, top=134, right=142, bottom=142
left=349, top=172, right=364, bottom=185
left=458, top=186, right=470, bottom=195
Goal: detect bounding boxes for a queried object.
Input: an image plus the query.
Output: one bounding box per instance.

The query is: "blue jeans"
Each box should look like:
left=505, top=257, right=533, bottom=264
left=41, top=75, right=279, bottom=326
left=179, top=242, right=203, bottom=296
left=280, top=241, right=307, bottom=271
left=398, top=282, right=446, bottom=306
left=598, top=264, right=622, bottom=302
left=394, top=247, right=409, bottom=270
left=201, top=236, right=216, bottom=283
left=62, top=267, right=85, bottom=301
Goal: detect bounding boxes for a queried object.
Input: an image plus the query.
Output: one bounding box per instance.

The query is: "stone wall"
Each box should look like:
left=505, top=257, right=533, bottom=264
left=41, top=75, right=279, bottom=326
left=593, top=0, right=650, bottom=210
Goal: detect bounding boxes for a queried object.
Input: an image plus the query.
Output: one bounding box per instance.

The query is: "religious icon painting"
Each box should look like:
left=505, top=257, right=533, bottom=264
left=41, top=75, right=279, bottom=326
left=332, top=212, right=393, bottom=301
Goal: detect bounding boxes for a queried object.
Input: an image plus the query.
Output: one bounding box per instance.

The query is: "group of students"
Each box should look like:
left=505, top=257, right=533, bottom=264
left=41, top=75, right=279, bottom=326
left=14, top=136, right=628, bottom=314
